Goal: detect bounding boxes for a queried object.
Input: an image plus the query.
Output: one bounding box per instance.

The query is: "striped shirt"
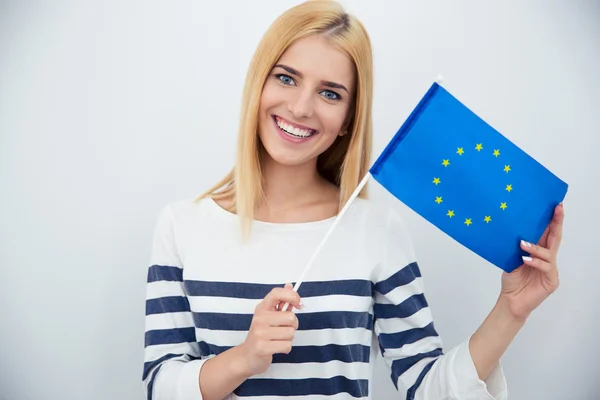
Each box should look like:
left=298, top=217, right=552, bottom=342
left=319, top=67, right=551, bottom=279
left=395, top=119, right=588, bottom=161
left=143, top=196, right=507, bottom=400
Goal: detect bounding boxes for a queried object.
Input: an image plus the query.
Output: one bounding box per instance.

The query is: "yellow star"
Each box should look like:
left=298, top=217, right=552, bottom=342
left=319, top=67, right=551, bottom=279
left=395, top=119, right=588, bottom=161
left=506, top=184, right=513, bottom=192
left=447, top=210, right=455, bottom=218
left=493, top=149, right=500, bottom=157
left=442, top=159, right=450, bottom=167
left=500, top=202, right=508, bottom=210
left=457, top=147, right=464, bottom=156
left=484, top=216, right=492, bottom=223
left=433, top=177, right=441, bottom=185
left=435, top=196, right=443, bottom=204
left=475, top=143, right=483, bottom=151
left=504, top=165, right=511, bottom=173
left=464, top=218, right=472, bottom=226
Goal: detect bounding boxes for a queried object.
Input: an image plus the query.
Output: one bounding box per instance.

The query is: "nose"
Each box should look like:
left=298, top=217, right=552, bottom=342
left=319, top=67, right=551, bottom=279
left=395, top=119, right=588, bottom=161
left=287, top=88, right=314, bottom=119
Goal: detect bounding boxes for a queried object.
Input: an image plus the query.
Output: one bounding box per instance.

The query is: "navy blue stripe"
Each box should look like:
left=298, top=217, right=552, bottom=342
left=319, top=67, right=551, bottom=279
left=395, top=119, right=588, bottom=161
left=147, top=265, right=182, bottom=282
left=193, top=311, right=373, bottom=331
left=378, top=322, right=439, bottom=350
left=374, top=293, right=429, bottom=319
left=147, top=364, right=162, bottom=400
left=234, top=377, right=369, bottom=398
left=273, top=344, right=371, bottom=364
left=143, top=353, right=184, bottom=380
left=146, top=296, right=190, bottom=315
left=145, top=327, right=196, bottom=347
left=300, top=311, right=374, bottom=330
left=406, top=359, right=438, bottom=399
left=197, top=342, right=370, bottom=364
left=298, top=280, right=373, bottom=298
left=390, top=348, right=443, bottom=385
left=193, top=312, right=251, bottom=330
left=197, top=341, right=220, bottom=356
left=184, top=279, right=373, bottom=299
left=374, top=262, right=421, bottom=295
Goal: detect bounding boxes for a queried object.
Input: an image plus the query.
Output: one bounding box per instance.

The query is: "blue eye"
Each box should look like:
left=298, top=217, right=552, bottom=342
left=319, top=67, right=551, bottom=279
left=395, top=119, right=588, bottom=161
left=321, top=90, right=341, bottom=101
left=276, top=74, right=295, bottom=86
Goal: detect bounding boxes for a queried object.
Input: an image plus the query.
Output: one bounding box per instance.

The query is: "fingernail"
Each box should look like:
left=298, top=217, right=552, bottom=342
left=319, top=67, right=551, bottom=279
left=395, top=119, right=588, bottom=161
left=298, top=302, right=305, bottom=309
left=522, top=256, right=532, bottom=262
left=521, top=240, right=531, bottom=247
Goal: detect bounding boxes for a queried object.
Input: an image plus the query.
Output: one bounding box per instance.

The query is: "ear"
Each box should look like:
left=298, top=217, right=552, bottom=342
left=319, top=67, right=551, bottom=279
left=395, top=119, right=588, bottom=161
left=338, top=118, right=353, bottom=137
left=339, top=103, right=355, bottom=137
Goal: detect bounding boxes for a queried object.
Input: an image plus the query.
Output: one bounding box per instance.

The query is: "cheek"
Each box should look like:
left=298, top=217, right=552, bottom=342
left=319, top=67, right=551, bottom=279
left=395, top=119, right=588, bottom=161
left=319, top=105, right=350, bottom=134
left=259, top=80, right=280, bottom=114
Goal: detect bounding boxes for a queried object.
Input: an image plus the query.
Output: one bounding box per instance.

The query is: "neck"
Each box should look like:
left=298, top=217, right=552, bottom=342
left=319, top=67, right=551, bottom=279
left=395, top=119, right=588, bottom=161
left=261, top=155, right=324, bottom=207
left=254, top=155, right=340, bottom=223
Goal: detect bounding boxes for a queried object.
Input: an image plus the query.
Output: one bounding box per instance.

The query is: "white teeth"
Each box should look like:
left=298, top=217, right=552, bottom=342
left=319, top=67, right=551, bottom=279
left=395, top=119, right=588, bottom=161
left=292, top=127, right=310, bottom=137
left=276, top=118, right=314, bottom=138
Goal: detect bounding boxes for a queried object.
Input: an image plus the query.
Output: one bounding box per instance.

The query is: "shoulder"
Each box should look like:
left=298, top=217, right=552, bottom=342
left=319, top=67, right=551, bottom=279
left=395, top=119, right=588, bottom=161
left=154, top=195, right=225, bottom=231
left=347, top=197, right=417, bottom=268
left=345, top=197, right=409, bottom=237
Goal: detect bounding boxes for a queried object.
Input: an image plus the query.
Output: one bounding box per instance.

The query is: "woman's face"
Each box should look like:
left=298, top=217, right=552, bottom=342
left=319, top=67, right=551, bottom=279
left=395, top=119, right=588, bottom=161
left=257, top=35, right=355, bottom=168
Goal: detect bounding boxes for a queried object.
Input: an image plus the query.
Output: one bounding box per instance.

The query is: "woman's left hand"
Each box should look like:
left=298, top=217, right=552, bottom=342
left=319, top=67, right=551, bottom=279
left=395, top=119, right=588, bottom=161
left=499, top=203, right=565, bottom=320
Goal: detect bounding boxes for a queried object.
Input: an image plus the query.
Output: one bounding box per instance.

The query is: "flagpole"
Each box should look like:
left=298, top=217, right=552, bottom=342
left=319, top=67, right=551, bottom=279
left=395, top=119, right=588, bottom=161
left=280, top=171, right=372, bottom=312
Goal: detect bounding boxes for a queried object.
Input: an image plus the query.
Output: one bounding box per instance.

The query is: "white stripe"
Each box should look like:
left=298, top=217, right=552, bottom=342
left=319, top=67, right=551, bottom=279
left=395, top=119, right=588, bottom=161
left=374, top=277, right=424, bottom=306
left=255, top=360, right=370, bottom=380
left=187, top=294, right=373, bottom=314
left=144, top=342, right=199, bottom=364
left=381, top=335, right=442, bottom=361
left=146, top=280, right=184, bottom=300
left=397, top=355, right=442, bottom=392
left=145, top=312, right=194, bottom=331
left=374, top=307, right=433, bottom=334
left=195, top=327, right=373, bottom=348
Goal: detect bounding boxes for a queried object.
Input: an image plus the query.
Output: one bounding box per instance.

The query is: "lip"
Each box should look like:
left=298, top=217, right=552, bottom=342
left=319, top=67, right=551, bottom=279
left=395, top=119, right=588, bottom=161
left=272, top=115, right=318, bottom=143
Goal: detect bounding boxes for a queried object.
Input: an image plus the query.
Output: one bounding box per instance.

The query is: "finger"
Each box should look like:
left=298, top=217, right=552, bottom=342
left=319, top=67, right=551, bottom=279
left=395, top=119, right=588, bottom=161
left=276, top=301, right=302, bottom=311
left=279, top=283, right=293, bottom=311
left=263, top=311, right=299, bottom=329
left=269, top=341, right=293, bottom=355
left=547, top=203, right=565, bottom=251
left=265, top=327, right=296, bottom=341
left=521, top=240, right=553, bottom=262
left=257, top=286, right=301, bottom=311
left=521, top=256, right=555, bottom=275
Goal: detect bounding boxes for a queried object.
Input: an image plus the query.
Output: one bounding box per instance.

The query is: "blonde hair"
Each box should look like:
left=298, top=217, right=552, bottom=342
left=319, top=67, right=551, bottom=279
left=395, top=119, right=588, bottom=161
left=201, top=0, right=373, bottom=236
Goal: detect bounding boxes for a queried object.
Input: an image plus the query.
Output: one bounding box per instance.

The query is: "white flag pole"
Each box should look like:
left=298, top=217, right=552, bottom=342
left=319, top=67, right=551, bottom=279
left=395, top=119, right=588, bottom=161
left=281, top=171, right=372, bottom=312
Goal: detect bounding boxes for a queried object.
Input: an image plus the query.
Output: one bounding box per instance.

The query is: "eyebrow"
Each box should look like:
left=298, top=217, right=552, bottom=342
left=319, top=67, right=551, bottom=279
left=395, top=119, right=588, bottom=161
left=273, top=64, right=349, bottom=93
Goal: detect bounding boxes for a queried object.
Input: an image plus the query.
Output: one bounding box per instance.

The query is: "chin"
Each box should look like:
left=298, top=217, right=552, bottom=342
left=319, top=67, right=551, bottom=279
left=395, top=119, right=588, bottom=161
left=261, top=143, right=314, bottom=167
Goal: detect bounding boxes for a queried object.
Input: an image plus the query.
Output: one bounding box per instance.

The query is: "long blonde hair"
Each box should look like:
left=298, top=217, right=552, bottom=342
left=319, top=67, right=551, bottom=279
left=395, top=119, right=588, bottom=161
left=201, top=0, right=373, bottom=236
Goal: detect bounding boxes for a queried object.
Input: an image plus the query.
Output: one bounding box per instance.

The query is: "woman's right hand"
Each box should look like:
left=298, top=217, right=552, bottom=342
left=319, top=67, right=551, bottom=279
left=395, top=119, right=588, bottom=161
left=238, top=283, right=302, bottom=376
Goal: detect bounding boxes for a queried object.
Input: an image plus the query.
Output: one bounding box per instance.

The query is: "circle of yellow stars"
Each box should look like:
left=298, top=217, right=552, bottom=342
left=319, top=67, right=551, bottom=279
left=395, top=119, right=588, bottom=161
left=432, top=143, right=513, bottom=226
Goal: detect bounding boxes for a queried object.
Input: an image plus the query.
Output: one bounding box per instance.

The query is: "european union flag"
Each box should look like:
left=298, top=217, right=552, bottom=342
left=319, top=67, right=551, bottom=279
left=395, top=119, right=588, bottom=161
left=370, top=82, right=568, bottom=273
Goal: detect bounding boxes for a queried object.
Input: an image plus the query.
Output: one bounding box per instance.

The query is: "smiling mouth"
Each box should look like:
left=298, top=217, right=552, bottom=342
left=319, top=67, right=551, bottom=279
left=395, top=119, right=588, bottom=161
left=273, top=115, right=318, bottom=138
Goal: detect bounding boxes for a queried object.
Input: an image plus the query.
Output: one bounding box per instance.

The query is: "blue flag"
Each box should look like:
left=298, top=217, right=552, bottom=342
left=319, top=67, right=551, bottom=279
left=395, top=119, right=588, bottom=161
left=370, top=82, right=568, bottom=273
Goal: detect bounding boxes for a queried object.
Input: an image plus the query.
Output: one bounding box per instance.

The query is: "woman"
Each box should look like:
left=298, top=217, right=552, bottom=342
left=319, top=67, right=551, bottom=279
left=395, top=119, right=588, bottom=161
left=142, top=1, right=564, bottom=399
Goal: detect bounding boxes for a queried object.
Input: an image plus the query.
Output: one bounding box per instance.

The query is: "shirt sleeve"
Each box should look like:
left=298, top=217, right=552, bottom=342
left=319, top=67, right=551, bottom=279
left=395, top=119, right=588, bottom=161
left=372, top=208, right=508, bottom=400
left=142, top=204, right=210, bottom=400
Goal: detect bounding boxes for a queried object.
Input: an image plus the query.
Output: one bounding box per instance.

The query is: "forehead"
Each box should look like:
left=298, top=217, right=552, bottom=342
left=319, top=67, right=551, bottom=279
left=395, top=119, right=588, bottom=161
left=276, top=35, right=355, bottom=90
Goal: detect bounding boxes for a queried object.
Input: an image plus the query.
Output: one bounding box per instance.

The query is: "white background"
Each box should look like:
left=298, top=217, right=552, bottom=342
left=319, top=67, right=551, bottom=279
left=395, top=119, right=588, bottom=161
left=1, top=1, right=598, bottom=399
